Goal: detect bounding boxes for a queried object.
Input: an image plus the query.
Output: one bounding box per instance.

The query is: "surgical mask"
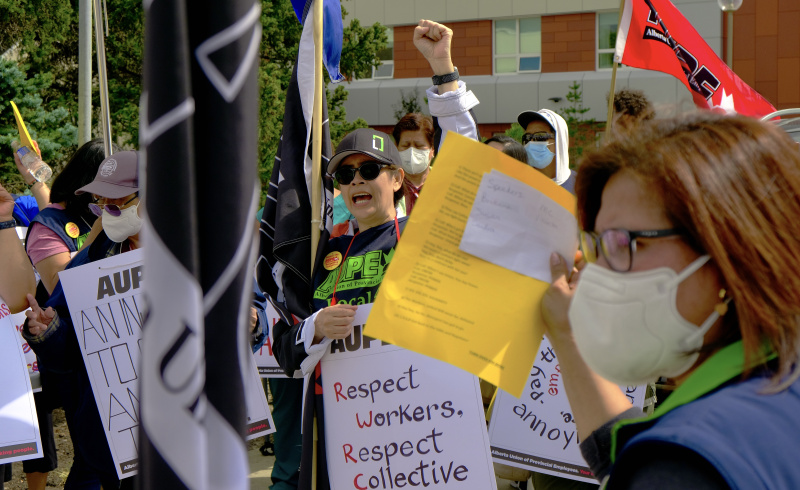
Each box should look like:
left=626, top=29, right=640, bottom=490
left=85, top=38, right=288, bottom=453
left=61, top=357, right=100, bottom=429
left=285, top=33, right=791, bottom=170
left=525, top=142, right=555, bottom=169
left=399, top=147, right=431, bottom=175
left=103, top=203, right=143, bottom=243
left=568, top=255, right=724, bottom=386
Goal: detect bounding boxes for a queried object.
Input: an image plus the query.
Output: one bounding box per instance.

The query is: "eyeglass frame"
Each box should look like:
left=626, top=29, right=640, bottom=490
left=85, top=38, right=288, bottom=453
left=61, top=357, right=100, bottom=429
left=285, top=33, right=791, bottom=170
left=579, top=227, right=683, bottom=272
left=88, top=194, right=139, bottom=217
left=333, top=160, right=392, bottom=185
left=522, top=132, right=555, bottom=145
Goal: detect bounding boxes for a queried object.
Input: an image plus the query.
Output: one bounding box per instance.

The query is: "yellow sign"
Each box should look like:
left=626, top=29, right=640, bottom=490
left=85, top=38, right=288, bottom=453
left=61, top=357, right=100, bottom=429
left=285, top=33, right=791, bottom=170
left=10, top=101, right=37, bottom=154
left=366, top=133, right=576, bottom=398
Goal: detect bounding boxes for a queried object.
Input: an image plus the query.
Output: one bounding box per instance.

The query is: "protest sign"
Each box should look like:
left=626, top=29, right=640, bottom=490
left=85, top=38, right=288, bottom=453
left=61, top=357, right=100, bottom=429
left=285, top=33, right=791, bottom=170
left=60, top=250, right=274, bottom=479
left=11, top=310, right=42, bottom=392
left=0, top=297, right=43, bottom=464
left=321, top=305, right=497, bottom=489
left=488, top=337, right=646, bottom=483
left=252, top=300, right=288, bottom=377
left=368, top=132, right=577, bottom=397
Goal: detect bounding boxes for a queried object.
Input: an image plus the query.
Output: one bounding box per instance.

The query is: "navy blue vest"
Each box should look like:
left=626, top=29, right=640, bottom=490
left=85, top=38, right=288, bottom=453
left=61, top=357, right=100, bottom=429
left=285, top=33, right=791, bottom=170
left=619, top=374, right=800, bottom=489
left=25, top=207, right=93, bottom=254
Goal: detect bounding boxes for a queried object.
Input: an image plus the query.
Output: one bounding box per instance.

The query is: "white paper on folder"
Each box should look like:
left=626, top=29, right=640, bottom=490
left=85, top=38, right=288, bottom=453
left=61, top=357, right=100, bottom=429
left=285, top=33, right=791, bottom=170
left=459, top=170, right=578, bottom=282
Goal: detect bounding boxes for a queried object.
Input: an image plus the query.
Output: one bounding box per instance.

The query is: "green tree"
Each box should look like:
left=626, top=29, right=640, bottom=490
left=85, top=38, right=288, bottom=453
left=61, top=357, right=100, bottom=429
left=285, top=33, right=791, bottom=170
left=558, top=81, right=598, bottom=165
left=0, top=58, right=77, bottom=194
left=392, top=89, right=425, bottom=121
left=1, top=0, right=384, bottom=197
left=257, top=1, right=386, bottom=188
left=503, top=122, right=525, bottom=142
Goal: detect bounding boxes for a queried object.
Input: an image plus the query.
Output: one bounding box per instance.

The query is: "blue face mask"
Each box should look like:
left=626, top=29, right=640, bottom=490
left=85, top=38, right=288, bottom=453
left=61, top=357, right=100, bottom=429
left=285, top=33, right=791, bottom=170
left=525, top=142, right=555, bottom=169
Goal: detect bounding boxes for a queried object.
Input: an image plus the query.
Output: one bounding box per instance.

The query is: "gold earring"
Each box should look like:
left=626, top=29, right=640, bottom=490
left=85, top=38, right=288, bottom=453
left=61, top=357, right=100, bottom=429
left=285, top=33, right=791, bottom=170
left=715, top=288, right=730, bottom=316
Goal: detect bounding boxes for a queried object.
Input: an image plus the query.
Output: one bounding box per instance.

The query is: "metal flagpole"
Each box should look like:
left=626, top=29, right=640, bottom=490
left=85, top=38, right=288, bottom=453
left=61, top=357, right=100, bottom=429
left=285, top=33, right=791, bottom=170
left=77, top=0, right=92, bottom=146
left=92, top=0, right=113, bottom=156
left=605, top=0, right=626, bottom=141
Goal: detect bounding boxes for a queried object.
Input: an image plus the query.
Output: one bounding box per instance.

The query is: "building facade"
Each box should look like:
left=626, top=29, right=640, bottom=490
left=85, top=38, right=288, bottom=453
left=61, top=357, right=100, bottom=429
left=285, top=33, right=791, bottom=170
left=334, top=0, right=799, bottom=136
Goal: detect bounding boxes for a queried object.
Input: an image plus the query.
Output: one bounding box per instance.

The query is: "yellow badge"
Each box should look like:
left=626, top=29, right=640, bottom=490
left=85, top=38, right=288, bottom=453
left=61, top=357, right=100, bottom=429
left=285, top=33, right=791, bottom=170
left=324, top=251, right=343, bottom=270
left=65, top=222, right=80, bottom=239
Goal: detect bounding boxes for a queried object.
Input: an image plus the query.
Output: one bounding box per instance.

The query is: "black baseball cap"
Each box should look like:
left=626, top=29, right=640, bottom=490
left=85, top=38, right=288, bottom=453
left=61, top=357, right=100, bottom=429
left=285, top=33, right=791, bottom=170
left=517, top=110, right=556, bottom=132
left=327, top=128, right=401, bottom=175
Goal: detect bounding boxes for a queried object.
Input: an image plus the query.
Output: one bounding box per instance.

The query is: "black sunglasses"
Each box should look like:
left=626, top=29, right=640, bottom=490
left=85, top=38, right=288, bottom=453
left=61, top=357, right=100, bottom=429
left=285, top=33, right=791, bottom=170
left=334, top=161, right=389, bottom=185
left=88, top=194, right=138, bottom=217
left=522, top=132, right=555, bottom=145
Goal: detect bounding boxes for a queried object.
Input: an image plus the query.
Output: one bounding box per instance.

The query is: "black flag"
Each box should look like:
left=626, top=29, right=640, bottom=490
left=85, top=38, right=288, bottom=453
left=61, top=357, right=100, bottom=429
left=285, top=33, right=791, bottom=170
left=139, top=0, right=261, bottom=488
left=255, top=0, right=335, bottom=321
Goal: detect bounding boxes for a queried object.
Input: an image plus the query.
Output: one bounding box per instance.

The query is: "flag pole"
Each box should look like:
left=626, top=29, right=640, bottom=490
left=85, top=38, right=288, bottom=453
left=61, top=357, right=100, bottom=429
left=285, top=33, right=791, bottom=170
left=311, top=0, right=323, bottom=269
left=311, top=2, right=324, bottom=488
left=605, top=0, right=626, bottom=141
left=92, top=0, right=113, bottom=157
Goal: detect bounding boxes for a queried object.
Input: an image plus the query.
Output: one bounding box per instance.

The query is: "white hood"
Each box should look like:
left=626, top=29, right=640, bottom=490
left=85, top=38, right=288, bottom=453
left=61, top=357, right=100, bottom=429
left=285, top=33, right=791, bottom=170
left=533, top=109, right=571, bottom=186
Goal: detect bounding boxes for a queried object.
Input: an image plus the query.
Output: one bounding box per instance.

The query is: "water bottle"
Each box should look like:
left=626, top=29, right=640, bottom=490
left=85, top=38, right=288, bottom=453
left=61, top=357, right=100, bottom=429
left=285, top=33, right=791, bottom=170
left=11, top=141, right=52, bottom=183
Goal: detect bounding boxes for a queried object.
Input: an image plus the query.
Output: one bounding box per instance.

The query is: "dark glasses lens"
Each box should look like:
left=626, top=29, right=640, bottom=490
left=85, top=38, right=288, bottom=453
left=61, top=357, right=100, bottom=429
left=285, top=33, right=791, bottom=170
left=88, top=203, right=123, bottom=217
left=334, top=162, right=386, bottom=185
left=88, top=195, right=137, bottom=217
left=522, top=132, right=555, bottom=144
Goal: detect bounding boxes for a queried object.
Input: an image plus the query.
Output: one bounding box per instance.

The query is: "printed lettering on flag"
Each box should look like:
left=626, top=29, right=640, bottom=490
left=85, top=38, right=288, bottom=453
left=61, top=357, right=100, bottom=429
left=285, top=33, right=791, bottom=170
left=615, top=0, right=776, bottom=118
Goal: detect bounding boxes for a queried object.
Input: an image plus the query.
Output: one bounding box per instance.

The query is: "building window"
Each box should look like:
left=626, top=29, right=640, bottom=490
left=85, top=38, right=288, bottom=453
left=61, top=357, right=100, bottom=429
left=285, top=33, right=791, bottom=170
left=494, top=18, right=541, bottom=74
left=597, top=12, right=619, bottom=69
left=356, top=28, right=393, bottom=79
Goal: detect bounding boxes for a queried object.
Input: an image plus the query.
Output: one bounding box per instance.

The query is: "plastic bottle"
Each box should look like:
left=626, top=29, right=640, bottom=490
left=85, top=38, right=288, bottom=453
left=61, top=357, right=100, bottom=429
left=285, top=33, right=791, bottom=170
left=11, top=141, right=52, bottom=183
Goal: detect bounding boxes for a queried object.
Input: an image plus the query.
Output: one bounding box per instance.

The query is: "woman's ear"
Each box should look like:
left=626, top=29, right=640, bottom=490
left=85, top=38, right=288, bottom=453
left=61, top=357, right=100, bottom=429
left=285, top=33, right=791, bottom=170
left=394, top=168, right=405, bottom=190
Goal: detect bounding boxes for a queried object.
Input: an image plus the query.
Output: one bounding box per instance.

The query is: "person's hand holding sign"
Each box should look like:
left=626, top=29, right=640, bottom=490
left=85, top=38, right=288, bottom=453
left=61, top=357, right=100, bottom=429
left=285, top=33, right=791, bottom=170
left=24, top=293, right=56, bottom=337
left=313, top=304, right=357, bottom=344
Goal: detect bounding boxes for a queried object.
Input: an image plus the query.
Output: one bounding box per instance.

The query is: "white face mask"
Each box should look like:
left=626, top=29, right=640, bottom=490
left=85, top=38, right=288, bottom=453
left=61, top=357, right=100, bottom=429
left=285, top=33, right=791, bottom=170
left=568, top=255, right=723, bottom=386
left=103, top=203, right=143, bottom=243
left=398, top=147, right=431, bottom=175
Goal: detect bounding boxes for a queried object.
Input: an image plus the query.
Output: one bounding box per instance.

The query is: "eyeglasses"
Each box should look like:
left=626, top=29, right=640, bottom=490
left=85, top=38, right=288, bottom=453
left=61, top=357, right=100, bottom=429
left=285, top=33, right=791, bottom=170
left=522, top=132, right=555, bottom=145
left=88, top=195, right=138, bottom=217
left=334, top=161, right=389, bottom=185
left=579, top=228, right=683, bottom=272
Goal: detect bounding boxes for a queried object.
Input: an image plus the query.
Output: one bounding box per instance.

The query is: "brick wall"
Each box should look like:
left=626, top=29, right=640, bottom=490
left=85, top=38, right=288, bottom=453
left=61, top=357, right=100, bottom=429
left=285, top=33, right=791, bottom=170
left=542, top=13, right=596, bottom=73
left=729, top=0, right=800, bottom=110
left=393, top=21, right=493, bottom=79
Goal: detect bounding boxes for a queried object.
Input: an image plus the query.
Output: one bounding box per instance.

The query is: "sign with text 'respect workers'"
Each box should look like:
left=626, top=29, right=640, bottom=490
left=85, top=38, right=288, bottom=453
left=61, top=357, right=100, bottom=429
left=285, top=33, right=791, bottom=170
left=60, top=250, right=274, bottom=479
left=488, top=337, right=646, bottom=484
left=321, top=305, right=496, bottom=489
left=252, top=300, right=288, bottom=377
left=368, top=133, right=577, bottom=397
left=0, top=297, right=43, bottom=464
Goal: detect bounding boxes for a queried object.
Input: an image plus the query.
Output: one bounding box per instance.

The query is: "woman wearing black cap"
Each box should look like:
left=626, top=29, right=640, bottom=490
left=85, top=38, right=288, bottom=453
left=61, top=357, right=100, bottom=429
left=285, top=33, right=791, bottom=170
left=271, top=127, right=407, bottom=489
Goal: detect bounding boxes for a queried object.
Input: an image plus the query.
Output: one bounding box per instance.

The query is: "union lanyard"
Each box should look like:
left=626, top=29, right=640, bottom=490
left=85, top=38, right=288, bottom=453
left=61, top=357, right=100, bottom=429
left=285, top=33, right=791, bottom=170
left=330, top=216, right=400, bottom=304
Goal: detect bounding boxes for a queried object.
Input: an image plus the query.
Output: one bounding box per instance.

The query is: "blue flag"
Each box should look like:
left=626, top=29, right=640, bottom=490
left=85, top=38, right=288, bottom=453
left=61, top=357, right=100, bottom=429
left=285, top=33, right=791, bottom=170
left=291, top=0, right=344, bottom=82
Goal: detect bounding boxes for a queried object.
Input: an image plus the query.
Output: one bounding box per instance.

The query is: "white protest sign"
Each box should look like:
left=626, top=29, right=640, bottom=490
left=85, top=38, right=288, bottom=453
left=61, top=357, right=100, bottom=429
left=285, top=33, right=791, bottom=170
left=60, top=250, right=275, bottom=479
left=488, top=336, right=646, bottom=483
left=0, top=298, right=43, bottom=464
left=11, top=310, right=42, bottom=392
left=59, top=250, right=145, bottom=478
left=244, top=351, right=277, bottom=439
left=460, top=170, right=577, bottom=282
left=321, top=305, right=497, bottom=489
left=252, top=300, right=288, bottom=378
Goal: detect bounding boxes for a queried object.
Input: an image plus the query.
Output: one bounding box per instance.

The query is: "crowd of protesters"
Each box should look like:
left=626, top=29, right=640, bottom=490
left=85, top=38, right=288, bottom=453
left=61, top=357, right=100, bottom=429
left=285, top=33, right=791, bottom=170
left=2, top=14, right=800, bottom=490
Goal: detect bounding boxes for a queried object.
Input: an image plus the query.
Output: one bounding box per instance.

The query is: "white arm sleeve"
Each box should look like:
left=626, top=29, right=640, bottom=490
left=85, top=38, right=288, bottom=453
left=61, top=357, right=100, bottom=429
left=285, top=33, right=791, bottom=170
left=296, top=309, right=333, bottom=377
left=426, top=80, right=480, bottom=149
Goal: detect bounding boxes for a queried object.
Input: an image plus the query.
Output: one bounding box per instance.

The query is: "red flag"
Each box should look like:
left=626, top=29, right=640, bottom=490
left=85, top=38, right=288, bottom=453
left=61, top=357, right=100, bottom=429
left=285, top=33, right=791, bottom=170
left=615, top=0, right=777, bottom=118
